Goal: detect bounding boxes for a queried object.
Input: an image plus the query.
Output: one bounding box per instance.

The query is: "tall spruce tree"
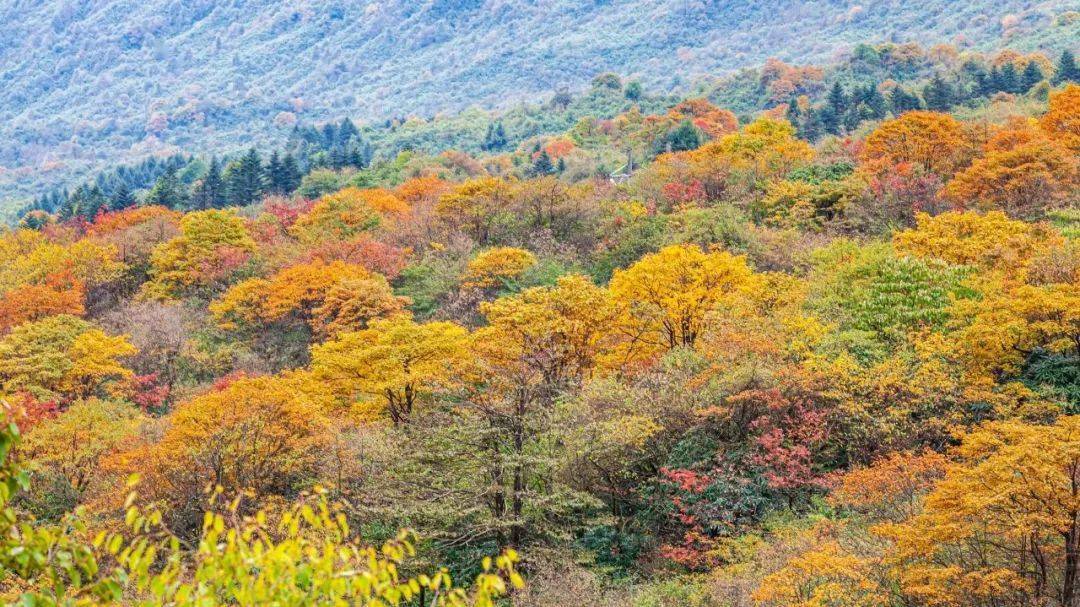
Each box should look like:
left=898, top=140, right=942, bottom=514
left=801, top=106, right=824, bottom=141
left=321, top=123, right=338, bottom=149
left=347, top=141, right=370, bottom=169
left=266, top=152, right=285, bottom=195
left=145, top=166, right=188, bottom=209
left=45, top=191, right=62, bottom=213
left=1056, top=50, right=1079, bottom=84
left=483, top=121, right=508, bottom=152
left=63, top=184, right=109, bottom=220
left=192, top=157, right=227, bottom=209
left=532, top=150, right=554, bottom=176
left=329, top=145, right=347, bottom=169
left=83, top=186, right=109, bottom=218
left=826, top=83, right=848, bottom=127
left=110, top=182, right=136, bottom=211
left=785, top=96, right=801, bottom=128
left=864, top=85, right=888, bottom=120
left=974, top=69, right=995, bottom=96
left=57, top=188, right=80, bottom=220
left=890, top=87, right=923, bottom=114
left=923, top=74, right=954, bottom=111
left=1021, top=61, right=1044, bottom=92
left=666, top=119, right=702, bottom=151
left=337, top=118, right=359, bottom=146
left=281, top=154, right=302, bottom=195
left=819, top=105, right=839, bottom=136
left=999, top=63, right=1020, bottom=94
left=227, top=149, right=264, bottom=206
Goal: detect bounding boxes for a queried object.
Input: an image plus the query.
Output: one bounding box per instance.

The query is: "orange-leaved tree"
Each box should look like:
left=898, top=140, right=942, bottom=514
left=887, top=416, right=1080, bottom=607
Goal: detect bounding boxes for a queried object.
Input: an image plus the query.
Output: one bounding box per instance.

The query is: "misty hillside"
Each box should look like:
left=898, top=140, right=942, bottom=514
left=0, top=0, right=1077, bottom=198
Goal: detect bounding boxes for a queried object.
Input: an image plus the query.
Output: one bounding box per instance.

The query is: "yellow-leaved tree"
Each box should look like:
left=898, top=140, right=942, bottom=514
left=699, top=116, right=814, bottom=182
left=462, top=246, right=537, bottom=289
left=941, top=137, right=1077, bottom=218
left=18, top=398, right=145, bottom=504
left=887, top=416, right=1080, bottom=607
left=104, top=374, right=329, bottom=535
left=0, top=314, right=136, bottom=402
left=310, top=315, right=471, bottom=424
left=435, top=177, right=514, bottom=245
left=752, top=527, right=885, bottom=607
left=0, top=415, right=524, bottom=606
left=289, top=187, right=390, bottom=243
left=211, top=259, right=408, bottom=338
left=464, top=274, right=616, bottom=546
left=893, top=210, right=1059, bottom=278
left=0, top=229, right=125, bottom=332
left=608, top=244, right=763, bottom=363
left=954, top=278, right=1080, bottom=377
left=860, top=111, right=972, bottom=178
left=476, top=273, right=616, bottom=386
left=0, top=229, right=124, bottom=296
left=142, top=209, right=256, bottom=299
left=1040, top=83, right=1080, bottom=152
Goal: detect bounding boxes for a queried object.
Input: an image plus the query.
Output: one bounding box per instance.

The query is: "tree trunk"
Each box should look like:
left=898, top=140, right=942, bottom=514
left=510, top=396, right=526, bottom=547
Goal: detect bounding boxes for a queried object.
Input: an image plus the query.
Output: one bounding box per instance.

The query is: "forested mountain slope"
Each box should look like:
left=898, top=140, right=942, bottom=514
left=1, top=0, right=1077, bottom=198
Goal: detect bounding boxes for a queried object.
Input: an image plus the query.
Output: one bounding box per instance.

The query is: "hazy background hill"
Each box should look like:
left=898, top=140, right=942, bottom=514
left=1, top=0, right=1077, bottom=199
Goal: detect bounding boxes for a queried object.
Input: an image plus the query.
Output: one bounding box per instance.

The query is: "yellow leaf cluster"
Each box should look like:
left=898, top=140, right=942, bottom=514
left=608, top=244, right=764, bottom=361
left=142, top=210, right=256, bottom=299
left=0, top=314, right=136, bottom=402
left=894, top=210, right=1058, bottom=276
left=211, top=259, right=407, bottom=337
left=476, top=274, right=616, bottom=381
left=310, top=315, right=471, bottom=424
left=462, top=247, right=537, bottom=289
left=888, top=416, right=1080, bottom=607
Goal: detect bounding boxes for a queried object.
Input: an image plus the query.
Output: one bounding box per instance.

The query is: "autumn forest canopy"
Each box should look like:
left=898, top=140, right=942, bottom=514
left=0, top=33, right=1079, bottom=607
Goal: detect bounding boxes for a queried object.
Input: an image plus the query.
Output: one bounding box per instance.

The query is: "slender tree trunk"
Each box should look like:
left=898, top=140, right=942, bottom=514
left=1065, top=516, right=1080, bottom=606
left=510, top=396, right=526, bottom=547
left=491, top=462, right=506, bottom=546
left=1067, top=461, right=1080, bottom=606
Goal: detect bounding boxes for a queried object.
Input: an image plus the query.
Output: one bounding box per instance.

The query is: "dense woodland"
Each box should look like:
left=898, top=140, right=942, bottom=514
left=0, top=40, right=1079, bottom=606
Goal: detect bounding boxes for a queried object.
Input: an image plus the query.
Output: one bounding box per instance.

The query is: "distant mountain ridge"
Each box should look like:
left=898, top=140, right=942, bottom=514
left=0, top=0, right=1077, bottom=199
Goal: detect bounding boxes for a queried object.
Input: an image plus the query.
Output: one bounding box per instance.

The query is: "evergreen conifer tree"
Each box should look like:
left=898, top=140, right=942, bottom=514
left=890, top=87, right=922, bottom=114
left=266, top=152, right=285, bottom=195
left=226, top=149, right=264, bottom=206
left=864, top=85, right=888, bottom=119
left=923, top=74, right=954, bottom=111
left=999, top=63, right=1020, bottom=94
left=1021, top=61, right=1044, bottom=92
left=83, top=186, right=109, bottom=218
left=110, top=182, right=136, bottom=211
left=337, top=118, right=359, bottom=146
left=800, top=107, right=824, bottom=141
left=785, top=96, right=801, bottom=128
left=483, top=121, right=508, bottom=152
left=192, top=157, right=227, bottom=209
left=145, top=166, right=188, bottom=209
left=282, top=153, right=303, bottom=194
left=1056, top=50, right=1079, bottom=84
left=667, top=120, right=702, bottom=151
left=826, top=83, right=848, bottom=119
left=532, top=150, right=554, bottom=176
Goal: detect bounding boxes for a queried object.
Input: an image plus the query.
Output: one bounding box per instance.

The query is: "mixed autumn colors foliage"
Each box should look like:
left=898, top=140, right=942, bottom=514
left=0, top=70, right=1078, bottom=605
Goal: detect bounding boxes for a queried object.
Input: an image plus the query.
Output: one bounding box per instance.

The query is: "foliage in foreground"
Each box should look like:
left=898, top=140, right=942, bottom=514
left=0, top=419, right=522, bottom=605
